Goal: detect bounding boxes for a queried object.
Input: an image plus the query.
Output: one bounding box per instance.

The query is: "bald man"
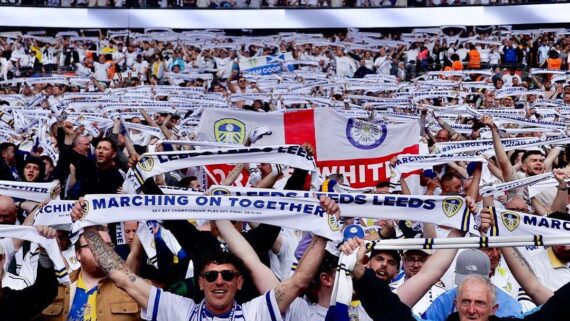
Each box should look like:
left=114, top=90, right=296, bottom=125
left=0, top=196, right=17, bottom=225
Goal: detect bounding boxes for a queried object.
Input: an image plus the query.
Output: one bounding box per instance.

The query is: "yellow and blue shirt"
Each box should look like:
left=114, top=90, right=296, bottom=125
left=68, top=273, right=99, bottom=321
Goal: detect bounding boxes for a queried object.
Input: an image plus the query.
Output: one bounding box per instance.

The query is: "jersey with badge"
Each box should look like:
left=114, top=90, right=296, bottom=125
left=68, top=274, right=99, bottom=321
left=142, top=287, right=282, bottom=321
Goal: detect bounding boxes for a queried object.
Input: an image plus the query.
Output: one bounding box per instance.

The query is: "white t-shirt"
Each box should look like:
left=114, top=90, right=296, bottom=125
left=527, top=248, right=570, bottom=291
left=125, top=51, right=138, bottom=68
left=488, top=51, right=501, bottom=65
left=286, top=298, right=372, bottom=321
left=142, top=287, right=283, bottom=321
left=132, top=60, right=149, bottom=81
left=93, top=61, right=110, bottom=81
left=269, top=229, right=300, bottom=281
left=335, top=55, right=356, bottom=77
left=501, top=74, right=522, bottom=87
left=391, top=273, right=446, bottom=315
left=374, top=55, right=391, bottom=75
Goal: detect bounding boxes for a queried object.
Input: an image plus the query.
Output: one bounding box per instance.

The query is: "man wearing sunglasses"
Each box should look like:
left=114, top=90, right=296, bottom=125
left=69, top=196, right=340, bottom=321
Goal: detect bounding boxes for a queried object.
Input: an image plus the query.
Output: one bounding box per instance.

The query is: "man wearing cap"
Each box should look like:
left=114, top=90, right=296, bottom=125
left=341, top=237, right=570, bottom=321
left=422, top=249, right=522, bottom=321
left=391, top=249, right=446, bottom=315
left=367, top=248, right=400, bottom=283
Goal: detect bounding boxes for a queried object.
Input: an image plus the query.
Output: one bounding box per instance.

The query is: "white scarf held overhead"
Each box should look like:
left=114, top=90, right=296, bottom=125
left=33, top=200, right=74, bottom=226
left=328, top=251, right=358, bottom=321
left=0, top=226, right=70, bottom=284
left=490, top=207, right=570, bottom=238
left=123, top=145, right=316, bottom=193
left=394, top=154, right=487, bottom=173
left=135, top=221, right=184, bottom=268
left=0, top=180, right=60, bottom=202
left=210, top=186, right=473, bottom=233
left=480, top=173, right=554, bottom=197
left=73, top=194, right=342, bottom=241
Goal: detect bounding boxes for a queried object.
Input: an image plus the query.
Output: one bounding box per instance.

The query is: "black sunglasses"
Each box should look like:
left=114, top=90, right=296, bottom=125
left=201, top=270, right=240, bottom=283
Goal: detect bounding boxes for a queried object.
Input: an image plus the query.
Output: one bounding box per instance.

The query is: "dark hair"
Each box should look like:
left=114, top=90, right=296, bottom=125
left=96, top=138, right=118, bottom=153
left=198, top=251, right=247, bottom=276
left=376, top=180, right=390, bottom=189
left=0, top=142, right=16, bottom=154
left=548, top=211, right=570, bottom=221
left=440, top=172, right=462, bottom=184
left=178, top=176, right=198, bottom=188
left=21, top=157, right=45, bottom=182
left=311, top=250, right=338, bottom=287
left=40, top=155, right=54, bottom=167
left=370, top=249, right=401, bottom=270
left=509, top=150, right=524, bottom=166
left=521, top=150, right=544, bottom=163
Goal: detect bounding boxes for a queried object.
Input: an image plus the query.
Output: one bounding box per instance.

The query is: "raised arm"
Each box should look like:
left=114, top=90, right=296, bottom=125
left=340, top=237, right=417, bottom=321
left=547, top=168, right=568, bottom=214
left=545, top=146, right=564, bottom=172
left=465, top=161, right=482, bottom=200
left=397, top=228, right=465, bottom=307
left=500, top=246, right=553, bottom=305
left=81, top=226, right=151, bottom=308
left=275, top=235, right=326, bottom=314
left=273, top=196, right=339, bottom=315
left=215, top=220, right=279, bottom=293
left=481, top=115, right=514, bottom=181
left=434, top=115, right=466, bottom=141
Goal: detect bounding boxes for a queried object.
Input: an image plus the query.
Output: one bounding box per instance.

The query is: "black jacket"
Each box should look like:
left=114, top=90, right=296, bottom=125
left=355, top=265, right=570, bottom=321
left=353, top=268, right=417, bottom=321
left=0, top=263, right=58, bottom=321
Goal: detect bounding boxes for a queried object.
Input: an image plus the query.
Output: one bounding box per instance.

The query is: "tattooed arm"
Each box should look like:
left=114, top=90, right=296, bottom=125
left=82, top=226, right=152, bottom=309
left=274, top=235, right=326, bottom=315
left=500, top=247, right=553, bottom=305
left=273, top=196, right=338, bottom=315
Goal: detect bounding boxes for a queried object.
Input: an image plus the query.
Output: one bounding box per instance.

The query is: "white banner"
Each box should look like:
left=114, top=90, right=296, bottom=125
left=0, top=180, right=59, bottom=202
left=73, top=194, right=342, bottom=241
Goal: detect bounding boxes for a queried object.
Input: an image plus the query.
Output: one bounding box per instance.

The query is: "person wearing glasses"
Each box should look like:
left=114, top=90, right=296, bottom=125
left=390, top=249, right=446, bottom=316
left=67, top=197, right=339, bottom=321
left=42, top=225, right=141, bottom=321
left=340, top=237, right=570, bottom=321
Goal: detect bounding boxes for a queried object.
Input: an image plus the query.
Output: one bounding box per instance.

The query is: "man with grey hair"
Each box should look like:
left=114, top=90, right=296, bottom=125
left=454, top=275, right=498, bottom=321
left=341, top=237, right=570, bottom=321
left=422, top=249, right=522, bottom=320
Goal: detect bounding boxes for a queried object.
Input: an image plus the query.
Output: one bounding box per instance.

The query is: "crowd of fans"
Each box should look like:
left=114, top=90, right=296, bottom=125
left=0, top=25, right=569, bottom=321
left=0, top=0, right=539, bottom=8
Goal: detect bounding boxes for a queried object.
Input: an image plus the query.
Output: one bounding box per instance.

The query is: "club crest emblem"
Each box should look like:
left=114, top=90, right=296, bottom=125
left=210, top=187, right=231, bottom=196
left=138, top=156, right=155, bottom=172
left=80, top=202, right=89, bottom=221
left=50, top=186, right=58, bottom=200
left=442, top=197, right=463, bottom=218
left=345, top=119, right=387, bottom=150
left=214, top=119, right=246, bottom=144
left=501, top=211, right=520, bottom=232
left=328, top=215, right=341, bottom=232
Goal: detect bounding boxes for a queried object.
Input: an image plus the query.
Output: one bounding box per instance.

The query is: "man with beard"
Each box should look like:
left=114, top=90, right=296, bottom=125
left=42, top=226, right=141, bottom=321
left=367, top=249, right=400, bottom=282
left=481, top=115, right=562, bottom=213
